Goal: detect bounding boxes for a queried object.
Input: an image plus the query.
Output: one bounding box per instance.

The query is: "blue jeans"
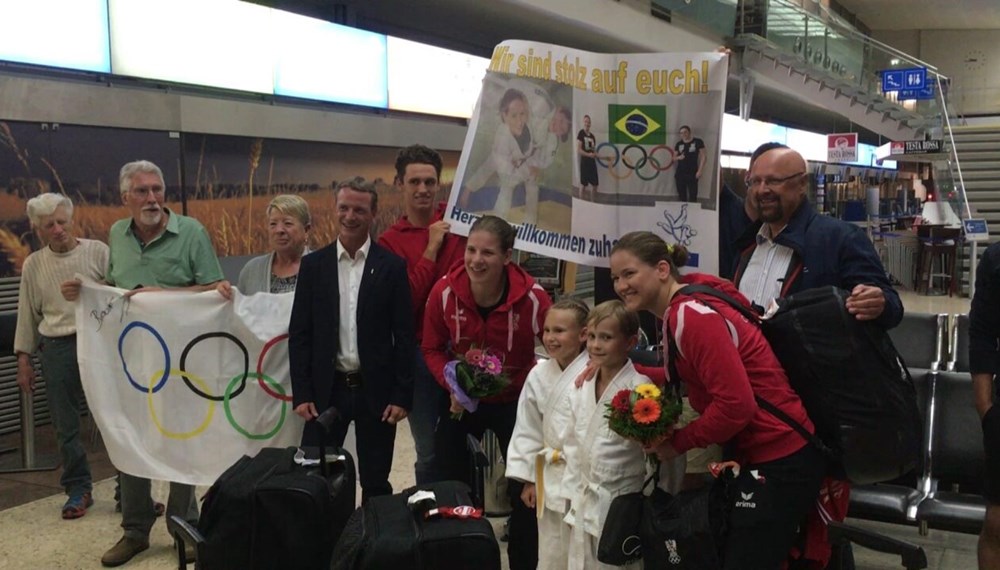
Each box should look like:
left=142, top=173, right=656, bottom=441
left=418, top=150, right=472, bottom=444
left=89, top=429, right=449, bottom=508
left=409, top=348, right=448, bottom=484
left=38, top=335, right=92, bottom=497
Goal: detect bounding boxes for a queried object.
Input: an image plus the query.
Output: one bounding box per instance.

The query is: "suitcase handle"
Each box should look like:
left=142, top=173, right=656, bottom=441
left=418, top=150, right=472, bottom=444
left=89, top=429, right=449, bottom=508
left=167, top=515, right=205, bottom=569
left=314, top=406, right=341, bottom=478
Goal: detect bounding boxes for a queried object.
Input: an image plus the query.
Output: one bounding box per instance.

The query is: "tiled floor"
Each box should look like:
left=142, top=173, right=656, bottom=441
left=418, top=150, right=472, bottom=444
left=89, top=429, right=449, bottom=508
left=0, top=287, right=980, bottom=569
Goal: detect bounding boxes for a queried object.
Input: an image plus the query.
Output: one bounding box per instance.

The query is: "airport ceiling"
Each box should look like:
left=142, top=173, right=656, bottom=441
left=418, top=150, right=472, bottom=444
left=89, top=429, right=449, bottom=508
left=260, top=0, right=918, bottom=145
left=836, top=0, right=1000, bottom=31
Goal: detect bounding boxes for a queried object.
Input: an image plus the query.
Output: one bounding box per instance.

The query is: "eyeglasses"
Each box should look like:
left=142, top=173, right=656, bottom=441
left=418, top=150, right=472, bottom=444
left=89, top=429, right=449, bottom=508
left=744, top=172, right=806, bottom=189
left=130, top=185, right=165, bottom=198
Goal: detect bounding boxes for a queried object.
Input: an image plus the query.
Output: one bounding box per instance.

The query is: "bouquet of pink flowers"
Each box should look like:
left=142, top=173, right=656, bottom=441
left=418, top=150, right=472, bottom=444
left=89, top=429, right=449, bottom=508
left=444, top=347, right=511, bottom=419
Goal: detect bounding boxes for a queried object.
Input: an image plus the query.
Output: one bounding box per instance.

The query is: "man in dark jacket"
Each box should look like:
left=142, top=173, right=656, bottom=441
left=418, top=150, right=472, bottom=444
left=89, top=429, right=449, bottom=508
left=289, top=177, right=415, bottom=503
left=731, top=145, right=903, bottom=329
left=968, top=241, right=1000, bottom=568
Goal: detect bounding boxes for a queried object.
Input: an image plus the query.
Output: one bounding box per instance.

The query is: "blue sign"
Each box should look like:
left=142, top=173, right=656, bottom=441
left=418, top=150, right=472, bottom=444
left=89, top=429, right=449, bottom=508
left=881, top=67, right=927, bottom=92
left=903, top=68, right=927, bottom=88
left=963, top=218, right=990, bottom=242
left=881, top=70, right=904, bottom=92
left=899, top=85, right=936, bottom=100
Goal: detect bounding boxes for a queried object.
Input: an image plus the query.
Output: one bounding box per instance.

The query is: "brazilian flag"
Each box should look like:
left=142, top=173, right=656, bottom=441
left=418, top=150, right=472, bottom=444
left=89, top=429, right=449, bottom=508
left=608, top=104, right=666, bottom=144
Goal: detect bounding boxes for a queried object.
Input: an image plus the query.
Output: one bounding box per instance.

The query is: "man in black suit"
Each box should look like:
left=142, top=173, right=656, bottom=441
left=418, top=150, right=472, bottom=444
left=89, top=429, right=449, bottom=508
left=289, top=177, right=415, bottom=502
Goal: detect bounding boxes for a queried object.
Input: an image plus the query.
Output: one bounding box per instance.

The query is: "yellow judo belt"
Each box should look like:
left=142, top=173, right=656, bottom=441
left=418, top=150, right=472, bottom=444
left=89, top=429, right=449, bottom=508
left=534, top=449, right=563, bottom=519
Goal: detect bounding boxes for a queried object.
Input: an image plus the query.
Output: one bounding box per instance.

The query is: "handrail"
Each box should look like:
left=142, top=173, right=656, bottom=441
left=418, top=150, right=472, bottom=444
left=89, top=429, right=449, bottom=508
left=764, top=0, right=945, bottom=80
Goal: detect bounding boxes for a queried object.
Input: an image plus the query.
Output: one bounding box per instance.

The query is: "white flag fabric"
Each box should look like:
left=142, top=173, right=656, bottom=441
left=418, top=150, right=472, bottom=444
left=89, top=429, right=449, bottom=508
left=75, top=278, right=304, bottom=486
left=448, top=40, right=728, bottom=272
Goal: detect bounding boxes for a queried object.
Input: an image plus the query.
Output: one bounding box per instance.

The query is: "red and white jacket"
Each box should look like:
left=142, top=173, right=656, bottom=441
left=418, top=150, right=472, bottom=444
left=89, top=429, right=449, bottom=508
left=422, top=262, right=551, bottom=403
left=667, top=273, right=813, bottom=465
left=378, top=203, right=467, bottom=343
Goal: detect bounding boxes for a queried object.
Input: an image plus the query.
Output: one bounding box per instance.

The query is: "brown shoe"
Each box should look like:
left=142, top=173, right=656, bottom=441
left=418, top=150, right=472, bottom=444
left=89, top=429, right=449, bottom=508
left=101, top=536, right=149, bottom=567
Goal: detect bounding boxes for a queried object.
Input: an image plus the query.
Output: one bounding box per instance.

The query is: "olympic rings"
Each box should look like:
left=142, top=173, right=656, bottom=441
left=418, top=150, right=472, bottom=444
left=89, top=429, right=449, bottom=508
left=224, top=372, right=287, bottom=440
left=257, top=334, right=293, bottom=402
left=594, top=142, right=619, bottom=168
left=647, top=145, right=676, bottom=171
left=117, top=319, right=292, bottom=440
left=594, top=142, right=633, bottom=180
left=147, top=369, right=215, bottom=440
left=119, top=321, right=170, bottom=394
left=594, top=141, right=677, bottom=181
left=179, top=332, right=249, bottom=401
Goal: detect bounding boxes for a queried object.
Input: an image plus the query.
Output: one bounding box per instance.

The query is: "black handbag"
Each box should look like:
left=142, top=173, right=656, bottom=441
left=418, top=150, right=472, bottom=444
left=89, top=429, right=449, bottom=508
left=598, top=464, right=734, bottom=568
left=597, top=474, right=653, bottom=565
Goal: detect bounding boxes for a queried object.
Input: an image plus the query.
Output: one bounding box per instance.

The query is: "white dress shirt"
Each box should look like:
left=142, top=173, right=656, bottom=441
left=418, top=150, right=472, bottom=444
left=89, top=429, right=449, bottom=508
left=336, top=236, right=370, bottom=372
left=738, top=223, right=795, bottom=308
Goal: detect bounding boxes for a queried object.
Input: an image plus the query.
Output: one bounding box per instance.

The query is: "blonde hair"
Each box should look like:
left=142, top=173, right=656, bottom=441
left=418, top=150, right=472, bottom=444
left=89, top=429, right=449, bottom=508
left=550, top=298, right=589, bottom=329
left=266, top=194, right=311, bottom=227
left=26, top=193, right=73, bottom=227
left=587, top=300, right=640, bottom=337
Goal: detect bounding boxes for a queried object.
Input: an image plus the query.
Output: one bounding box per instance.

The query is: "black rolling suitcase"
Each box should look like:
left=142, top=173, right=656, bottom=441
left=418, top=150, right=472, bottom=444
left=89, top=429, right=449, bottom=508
left=331, top=480, right=501, bottom=570
left=170, top=410, right=356, bottom=570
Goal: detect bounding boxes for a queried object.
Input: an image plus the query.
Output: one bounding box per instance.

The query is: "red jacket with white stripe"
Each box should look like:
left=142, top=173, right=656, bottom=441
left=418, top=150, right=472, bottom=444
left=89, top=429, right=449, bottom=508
left=422, top=262, right=551, bottom=403
left=667, top=273, right=812, bottom=465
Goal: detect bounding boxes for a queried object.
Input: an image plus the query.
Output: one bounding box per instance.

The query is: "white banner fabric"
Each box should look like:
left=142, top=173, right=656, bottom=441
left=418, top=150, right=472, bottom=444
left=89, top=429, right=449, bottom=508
left=448, top=40, right=728, bottom=271
left=75, top=279, right=304, bottom=486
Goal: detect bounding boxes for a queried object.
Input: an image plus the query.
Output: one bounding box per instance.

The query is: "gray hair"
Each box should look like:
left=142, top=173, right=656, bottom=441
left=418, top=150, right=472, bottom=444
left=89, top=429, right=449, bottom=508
left=119, top=160, right=165, bottom=197
left=266, top=194, right=311, bottom=227
left=335, top=176, right=378, bottom=212
left=26, top=193, right=73, bottom=227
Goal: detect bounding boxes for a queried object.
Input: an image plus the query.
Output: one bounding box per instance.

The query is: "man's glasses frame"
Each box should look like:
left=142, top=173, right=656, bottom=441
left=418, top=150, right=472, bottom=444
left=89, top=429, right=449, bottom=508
left=744, top=171, right=806, bottom=189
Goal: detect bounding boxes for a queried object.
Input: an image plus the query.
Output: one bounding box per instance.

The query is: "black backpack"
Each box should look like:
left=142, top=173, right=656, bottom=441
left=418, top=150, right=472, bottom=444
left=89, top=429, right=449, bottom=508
left=668, top=285, right=922, bottom=485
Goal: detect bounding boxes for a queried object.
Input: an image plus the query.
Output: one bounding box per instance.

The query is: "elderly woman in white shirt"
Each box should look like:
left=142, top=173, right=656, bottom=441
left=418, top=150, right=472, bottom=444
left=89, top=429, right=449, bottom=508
left=218, top=194, right=312, bottom=298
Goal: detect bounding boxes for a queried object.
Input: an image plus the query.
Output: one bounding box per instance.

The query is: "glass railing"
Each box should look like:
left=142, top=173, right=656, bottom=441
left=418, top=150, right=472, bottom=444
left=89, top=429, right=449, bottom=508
left=733, top=0, right=968, bottom=221
left=650, top=0, right=739, bottom=38
left=736, top=0, right=948, bottom=123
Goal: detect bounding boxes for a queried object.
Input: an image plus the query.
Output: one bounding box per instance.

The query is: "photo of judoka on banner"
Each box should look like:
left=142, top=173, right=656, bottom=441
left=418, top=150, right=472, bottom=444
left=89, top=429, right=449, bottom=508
left=447, top=41, right=727, bottom=271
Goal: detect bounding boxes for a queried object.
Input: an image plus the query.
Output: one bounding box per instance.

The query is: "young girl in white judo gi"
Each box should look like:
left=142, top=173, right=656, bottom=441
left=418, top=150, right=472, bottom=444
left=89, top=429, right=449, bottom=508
left=507, top=298, right=590, bottom=570
left=563, top=300, right=650, bottom=569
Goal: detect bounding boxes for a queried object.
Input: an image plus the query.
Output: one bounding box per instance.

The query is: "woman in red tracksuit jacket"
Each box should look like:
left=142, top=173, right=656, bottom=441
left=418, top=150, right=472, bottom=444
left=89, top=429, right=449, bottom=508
left=609, top=230, right=827, bottom=570
left=422, top=214, right=551, bottom=570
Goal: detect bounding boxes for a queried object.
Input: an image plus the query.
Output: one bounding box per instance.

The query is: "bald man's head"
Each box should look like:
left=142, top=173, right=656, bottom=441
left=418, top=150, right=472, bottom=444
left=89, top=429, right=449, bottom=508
left=747, top=147, right=809, bottom=228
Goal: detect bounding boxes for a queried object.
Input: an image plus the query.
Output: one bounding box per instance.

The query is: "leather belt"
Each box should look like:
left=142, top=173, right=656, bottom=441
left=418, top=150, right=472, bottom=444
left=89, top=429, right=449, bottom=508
left=337, top=370, right=363, bottom=388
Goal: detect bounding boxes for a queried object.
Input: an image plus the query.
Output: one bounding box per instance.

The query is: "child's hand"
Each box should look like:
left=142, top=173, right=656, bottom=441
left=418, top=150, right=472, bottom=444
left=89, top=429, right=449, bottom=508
left=521, top=482, right=537, bottom=508
left=449, top=394, right=465, bottom=415
left=574, top=359, right=596, bottom=388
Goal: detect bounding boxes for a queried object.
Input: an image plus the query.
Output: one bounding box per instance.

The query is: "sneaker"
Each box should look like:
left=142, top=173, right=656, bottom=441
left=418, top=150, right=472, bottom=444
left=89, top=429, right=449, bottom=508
left=61, top=492, right=94, bottom=520
left=154, top=501, right=165, bottom=517
left=101, top=536, right=150, bottom=567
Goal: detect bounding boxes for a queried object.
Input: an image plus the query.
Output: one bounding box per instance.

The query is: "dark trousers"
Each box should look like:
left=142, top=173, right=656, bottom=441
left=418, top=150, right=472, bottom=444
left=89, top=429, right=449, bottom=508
left=302, top=382, right=396, bottom=504
left=675, top=173, right=699, bottom=202
left=434, top=400, right=538, bottom=570
left=723, top=443, right=827, bottom=570
left=409, top=348, right=448, bottom=484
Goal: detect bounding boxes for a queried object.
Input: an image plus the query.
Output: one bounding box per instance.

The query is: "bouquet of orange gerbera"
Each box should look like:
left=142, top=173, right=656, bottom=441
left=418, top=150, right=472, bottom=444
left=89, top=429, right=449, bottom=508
left=605, top=383, right=683, bottom=446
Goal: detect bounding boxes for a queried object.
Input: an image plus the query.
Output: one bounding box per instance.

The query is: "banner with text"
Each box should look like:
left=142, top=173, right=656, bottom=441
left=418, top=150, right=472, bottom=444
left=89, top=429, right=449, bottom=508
left=76, top=280, right=303, bottom=486
left=448, top=41, right=727, bottom=270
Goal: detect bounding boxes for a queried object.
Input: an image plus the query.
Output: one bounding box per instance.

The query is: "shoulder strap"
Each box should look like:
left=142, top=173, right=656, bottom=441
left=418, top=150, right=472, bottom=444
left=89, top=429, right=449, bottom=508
left=676, top=284, right=761, bottom=322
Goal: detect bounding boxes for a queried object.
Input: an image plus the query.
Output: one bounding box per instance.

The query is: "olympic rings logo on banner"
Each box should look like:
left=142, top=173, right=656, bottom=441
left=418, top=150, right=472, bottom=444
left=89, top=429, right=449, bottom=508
left=594, top=142, right=676, bottom=181
left=118, top=321, right=291, bottom=441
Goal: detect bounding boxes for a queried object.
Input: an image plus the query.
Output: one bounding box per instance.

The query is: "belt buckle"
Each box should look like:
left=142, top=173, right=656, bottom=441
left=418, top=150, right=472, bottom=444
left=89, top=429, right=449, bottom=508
left=344, top=371, right=362, bottom=388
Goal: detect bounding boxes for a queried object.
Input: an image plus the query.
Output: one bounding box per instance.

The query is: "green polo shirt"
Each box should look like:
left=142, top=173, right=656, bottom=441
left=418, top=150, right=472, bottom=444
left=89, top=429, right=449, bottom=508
left=106, top=208, right=224, bottom=289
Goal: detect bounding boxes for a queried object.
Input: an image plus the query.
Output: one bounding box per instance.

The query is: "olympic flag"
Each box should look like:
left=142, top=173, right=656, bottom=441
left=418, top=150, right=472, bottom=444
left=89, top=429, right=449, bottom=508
left=76, top=278, right=304, bottom=486
left=449, top=41, right=727, bottom=270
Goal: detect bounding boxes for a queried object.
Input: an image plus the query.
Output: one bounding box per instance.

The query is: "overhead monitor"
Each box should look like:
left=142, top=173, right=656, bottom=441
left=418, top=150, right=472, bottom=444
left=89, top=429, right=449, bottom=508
left=387, top=36, right=488, bottom=118
left=109, top=0, right=274, bottom=94
left=272, top=10, right=387, bottom=107
left=0, top=0, right=111, bottom=73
